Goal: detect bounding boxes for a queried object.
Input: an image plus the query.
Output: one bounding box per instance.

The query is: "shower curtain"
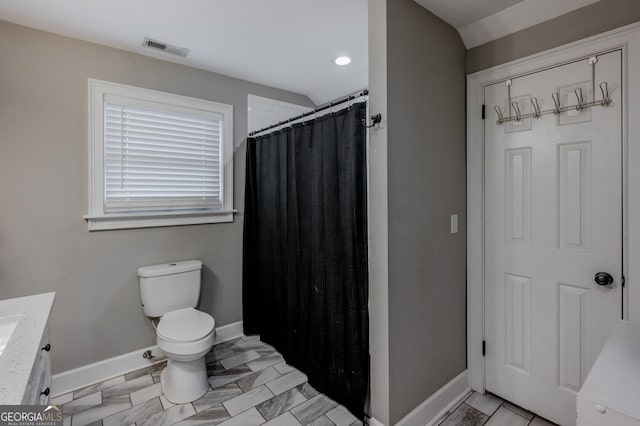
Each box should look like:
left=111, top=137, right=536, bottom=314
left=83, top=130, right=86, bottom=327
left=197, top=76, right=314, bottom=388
left=243, top=102, right=369, bottom=418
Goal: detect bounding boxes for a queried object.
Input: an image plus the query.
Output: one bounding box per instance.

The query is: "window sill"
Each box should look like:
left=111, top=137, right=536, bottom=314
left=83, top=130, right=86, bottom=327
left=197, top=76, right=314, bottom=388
left=84, top=210, right=236, bottom=231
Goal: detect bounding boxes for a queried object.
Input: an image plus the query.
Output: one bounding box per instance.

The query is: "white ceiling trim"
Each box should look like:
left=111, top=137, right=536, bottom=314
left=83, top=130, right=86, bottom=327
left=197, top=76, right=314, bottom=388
left=459, top=0, right=601, bottom=48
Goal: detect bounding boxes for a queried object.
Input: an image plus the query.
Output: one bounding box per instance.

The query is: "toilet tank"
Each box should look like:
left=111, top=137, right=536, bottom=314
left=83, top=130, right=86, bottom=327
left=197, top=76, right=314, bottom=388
left=138, top=260, right=203, bottom=317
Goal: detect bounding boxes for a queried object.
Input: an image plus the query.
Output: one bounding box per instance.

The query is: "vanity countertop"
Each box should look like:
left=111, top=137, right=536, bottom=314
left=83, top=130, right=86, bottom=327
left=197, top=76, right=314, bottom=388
left=0, top=292, right=55, bottom=404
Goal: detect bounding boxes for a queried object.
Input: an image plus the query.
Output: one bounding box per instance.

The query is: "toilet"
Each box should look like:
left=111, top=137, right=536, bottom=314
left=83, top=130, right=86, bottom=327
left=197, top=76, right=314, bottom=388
left=138, top=260, right=215, bottom=404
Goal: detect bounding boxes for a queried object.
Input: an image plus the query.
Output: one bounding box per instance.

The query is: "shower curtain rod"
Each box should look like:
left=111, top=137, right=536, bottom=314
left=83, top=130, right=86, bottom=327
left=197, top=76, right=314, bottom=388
left=248, top=89, right=369, bottom=137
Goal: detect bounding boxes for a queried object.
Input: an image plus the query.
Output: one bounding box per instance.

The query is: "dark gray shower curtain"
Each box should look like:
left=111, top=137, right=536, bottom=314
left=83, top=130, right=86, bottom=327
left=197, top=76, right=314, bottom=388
left=242, top=102, right=369, bottom=418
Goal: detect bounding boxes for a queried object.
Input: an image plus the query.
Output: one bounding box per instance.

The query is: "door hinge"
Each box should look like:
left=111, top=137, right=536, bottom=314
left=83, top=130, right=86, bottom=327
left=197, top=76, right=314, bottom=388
left=482, top=340, right=486, bottom=356
left=622, top=275, right=626, bottom=288
left=481, top=104, right=486, bottom=120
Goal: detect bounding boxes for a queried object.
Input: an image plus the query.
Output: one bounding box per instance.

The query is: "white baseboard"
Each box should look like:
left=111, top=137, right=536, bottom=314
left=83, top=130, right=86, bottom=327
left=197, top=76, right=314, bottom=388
left=52, top=320, right=244, bottom=397
left=396, top=370, right=470, bottom=426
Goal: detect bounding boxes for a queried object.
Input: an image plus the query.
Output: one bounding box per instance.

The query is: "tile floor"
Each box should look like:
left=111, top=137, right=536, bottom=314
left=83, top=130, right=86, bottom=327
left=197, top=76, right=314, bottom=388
left=52, top=335, right=559, bottom=426
left=437, top=391, right=559, bottom=426
left=52, top=335, right=362, bottom=426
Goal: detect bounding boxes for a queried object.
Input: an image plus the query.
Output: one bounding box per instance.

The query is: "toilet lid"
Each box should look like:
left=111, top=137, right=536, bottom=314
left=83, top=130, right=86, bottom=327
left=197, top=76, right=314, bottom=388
left=157, top=308, right=215, bottom=342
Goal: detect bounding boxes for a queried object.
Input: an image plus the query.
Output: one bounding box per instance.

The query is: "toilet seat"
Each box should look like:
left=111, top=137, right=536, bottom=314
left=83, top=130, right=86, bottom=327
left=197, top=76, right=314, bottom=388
left=157, top=307, right=215, bottom=343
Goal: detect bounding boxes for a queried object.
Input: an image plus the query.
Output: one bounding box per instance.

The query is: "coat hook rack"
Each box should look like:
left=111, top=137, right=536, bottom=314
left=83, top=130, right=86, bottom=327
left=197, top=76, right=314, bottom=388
left=363, top=113, right=382, bottom=128
left=492, top=57, right=614, bottom=126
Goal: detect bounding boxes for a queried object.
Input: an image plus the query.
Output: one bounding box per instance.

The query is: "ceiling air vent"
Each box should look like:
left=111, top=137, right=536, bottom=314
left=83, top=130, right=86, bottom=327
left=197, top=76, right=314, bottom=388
left=142, top=37, right=190, bottom=58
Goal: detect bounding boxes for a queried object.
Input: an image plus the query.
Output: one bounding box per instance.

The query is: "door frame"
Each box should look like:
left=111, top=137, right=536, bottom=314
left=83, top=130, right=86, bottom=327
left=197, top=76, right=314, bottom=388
left=466, top=22, right=640, bottom=393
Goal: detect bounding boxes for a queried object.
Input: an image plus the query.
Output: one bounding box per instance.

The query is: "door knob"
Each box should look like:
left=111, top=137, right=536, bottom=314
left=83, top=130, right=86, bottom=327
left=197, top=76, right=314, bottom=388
left=594, top=272, right=614, bottom=286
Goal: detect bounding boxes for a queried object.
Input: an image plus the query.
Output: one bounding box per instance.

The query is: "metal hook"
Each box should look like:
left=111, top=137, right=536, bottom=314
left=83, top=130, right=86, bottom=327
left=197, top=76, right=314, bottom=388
left=574, top=88, right=585, bottom=111
left=552, top=92, right=561, bottom=115
left=512, top=102, right=522, bottom=122
left=530, top=97, right=541, bottom=119
left=494, top=106, right=504, bottom=124
left=599, top=82, right=612, bottom=106
left=362, top=113, right=382, bottom=129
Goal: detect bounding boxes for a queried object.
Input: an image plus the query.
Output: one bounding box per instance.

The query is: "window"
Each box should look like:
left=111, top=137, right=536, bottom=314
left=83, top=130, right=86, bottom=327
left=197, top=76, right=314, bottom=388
left=86, top=79, right=234, bottom=230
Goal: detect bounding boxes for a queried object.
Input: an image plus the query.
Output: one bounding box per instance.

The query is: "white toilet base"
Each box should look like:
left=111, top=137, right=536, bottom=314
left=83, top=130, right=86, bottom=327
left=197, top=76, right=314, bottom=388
left=161, top=357, right=210, bottom=404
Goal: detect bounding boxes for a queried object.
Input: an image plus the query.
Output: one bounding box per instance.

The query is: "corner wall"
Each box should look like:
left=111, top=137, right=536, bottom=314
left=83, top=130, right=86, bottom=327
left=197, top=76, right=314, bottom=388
left=386, top=0, right=467, bottom=423
left=0, top=19, right=313, bottom=374
left=367, top=0, right=390, bottom=423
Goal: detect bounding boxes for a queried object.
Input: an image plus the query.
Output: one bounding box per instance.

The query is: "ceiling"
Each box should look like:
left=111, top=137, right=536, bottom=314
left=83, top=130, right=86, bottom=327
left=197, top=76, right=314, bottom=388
left=0, top=0, right=368, bottom=105
left=415, top=0, right=602, bottom=48
left=0, top=0, right=602, bottom=104
left=414, top=0, right=526, bottom=28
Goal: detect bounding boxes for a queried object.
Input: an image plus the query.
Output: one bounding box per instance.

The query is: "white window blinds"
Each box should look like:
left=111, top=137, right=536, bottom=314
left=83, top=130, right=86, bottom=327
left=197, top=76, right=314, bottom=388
left=104, top=102, right=223, bottom=213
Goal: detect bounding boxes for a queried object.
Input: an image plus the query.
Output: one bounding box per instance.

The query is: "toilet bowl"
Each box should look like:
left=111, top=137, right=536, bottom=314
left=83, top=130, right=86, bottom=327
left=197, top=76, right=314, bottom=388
left=156, top=307, right=215, bottom=403
left=138, top=260, right=215, bottom=404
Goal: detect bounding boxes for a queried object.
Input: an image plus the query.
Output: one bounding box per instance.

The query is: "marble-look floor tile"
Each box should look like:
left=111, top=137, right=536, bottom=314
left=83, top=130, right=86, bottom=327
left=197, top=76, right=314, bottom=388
left=263, top=411, right=301, bottom=426
left=326, top=406, right=358, bottom=426
left=130, top=383, right=163, bottom=406
left=73, top=376, right=125, bottom=399
left=530, top=416, right=558, bottom=426
left=102, top=397, right=163, bottom=426
left=266, top=371, right=307, bottom=395
left=242, top=335, right=261, bottom=342
left=61, top=392, right=102, bottom=417
left=274, top=362, right=296, bottom=375
left=439, top=403, right=487, bottom=426
left=297, top=383, right=319, bottom=399
left=246, top=354, right=285, bottom=372
left=485, top=407, right=529, bottom=426
left=464, top=392, right=503, bottom=417
left=206, top=347, right=236, bottom=363
left=217, top=407, right=265, bottom=426
left=174, top=404, right=230, bottom=426
left=71, top=394, right=131, bottom=426
left=193, top=383, right=243, bottom=413
left=231, top=340, right=271, bottom=352
left=138, top=402, right=196, bottom=426
left=208, top=366, right=253, bottom=389
left=124, top=361, right=167, bottom=381
left=256, top=388, right=307, bottom=421
left=236, top=366, right=281, bottom=392
left=223, top=385, right=274, bottom=416
left=160, top=395, right=175, bottom=410
left=52, top=392, right=73, bottom=405
left=220, top=350, right=261, bottom=370
left=102, top=374, right=154, bottom=399
left=502, top=401, right=534, bottom=421
left=215, top=338, right=244, bottom=350
left=290, top=394, right=338, bottom=424
left=307, top=415, right=335, bottom=426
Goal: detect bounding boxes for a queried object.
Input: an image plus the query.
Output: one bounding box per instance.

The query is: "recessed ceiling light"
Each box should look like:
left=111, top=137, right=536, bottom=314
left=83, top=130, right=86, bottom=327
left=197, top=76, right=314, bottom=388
left=334, top=56, right=352, bottom=66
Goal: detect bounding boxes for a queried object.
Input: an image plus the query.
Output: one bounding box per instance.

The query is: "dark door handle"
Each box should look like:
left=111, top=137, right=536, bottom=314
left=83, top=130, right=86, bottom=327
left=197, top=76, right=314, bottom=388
left=41, top=344, right=51, bottom=352
left=595, top=272, right=614, bottom=286
left=41, top=387, right=50, bottom=396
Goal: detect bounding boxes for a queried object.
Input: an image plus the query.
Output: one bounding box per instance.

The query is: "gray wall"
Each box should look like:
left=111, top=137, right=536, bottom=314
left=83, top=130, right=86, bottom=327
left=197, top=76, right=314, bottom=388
left=467, top=0, right=640, bottom=73
left=0, top=20, right=313, bottom=374
left=386, top=0, right=467, bottom=423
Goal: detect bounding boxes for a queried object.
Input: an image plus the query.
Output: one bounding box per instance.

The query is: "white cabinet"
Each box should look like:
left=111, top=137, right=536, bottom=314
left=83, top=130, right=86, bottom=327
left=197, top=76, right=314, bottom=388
left=577, top=321, right=640, bottom=426
left=22, top=324, right=52, bottom=405
left=0, top=293, right=55, bottom=405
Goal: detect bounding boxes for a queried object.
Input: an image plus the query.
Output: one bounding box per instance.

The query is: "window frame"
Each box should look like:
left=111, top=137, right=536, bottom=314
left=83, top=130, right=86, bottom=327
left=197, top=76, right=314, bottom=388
left=86, top=79, right=234, bottom=231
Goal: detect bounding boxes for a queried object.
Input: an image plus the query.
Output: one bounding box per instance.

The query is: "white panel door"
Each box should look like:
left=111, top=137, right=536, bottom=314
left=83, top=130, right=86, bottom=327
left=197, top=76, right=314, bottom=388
left=484, top=50, right=622, bottom=426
